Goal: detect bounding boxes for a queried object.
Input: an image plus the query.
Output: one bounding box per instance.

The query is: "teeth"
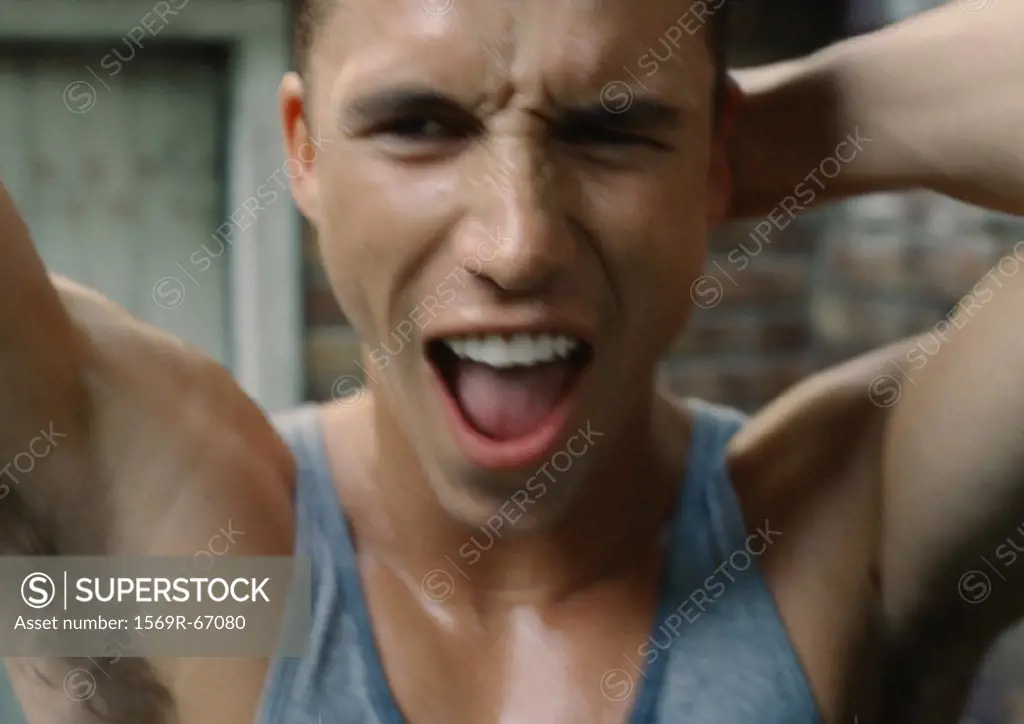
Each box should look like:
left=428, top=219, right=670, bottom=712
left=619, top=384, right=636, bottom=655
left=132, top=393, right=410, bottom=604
left=445, top=333, right=583, bottom=368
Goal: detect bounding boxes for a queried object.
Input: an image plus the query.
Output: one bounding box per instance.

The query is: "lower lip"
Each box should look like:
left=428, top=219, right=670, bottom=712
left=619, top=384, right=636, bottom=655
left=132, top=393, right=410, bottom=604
left=430, top=361, right=588, bottom=472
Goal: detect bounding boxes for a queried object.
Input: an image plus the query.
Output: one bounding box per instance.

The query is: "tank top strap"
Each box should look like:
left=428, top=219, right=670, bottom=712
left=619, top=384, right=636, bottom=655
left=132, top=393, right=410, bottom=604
left=272, top=405, right=349, bottom=556
left=674, top=398, right=749, bottom=571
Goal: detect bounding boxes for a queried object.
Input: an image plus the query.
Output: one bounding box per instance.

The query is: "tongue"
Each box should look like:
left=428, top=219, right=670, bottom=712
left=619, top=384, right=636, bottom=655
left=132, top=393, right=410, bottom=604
left=453, top=360, right=571, bottom=440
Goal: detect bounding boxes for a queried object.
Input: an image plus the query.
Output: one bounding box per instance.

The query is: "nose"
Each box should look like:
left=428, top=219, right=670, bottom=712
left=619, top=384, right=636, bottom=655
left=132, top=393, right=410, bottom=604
left=456, top=142, right=576, bottom=297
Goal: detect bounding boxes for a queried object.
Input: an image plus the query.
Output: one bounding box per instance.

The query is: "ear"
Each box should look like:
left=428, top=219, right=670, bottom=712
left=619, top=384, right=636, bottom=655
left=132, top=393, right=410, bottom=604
left=706, top=75, right=744, bottom=228
left=279, top=72, right=321, bottom=225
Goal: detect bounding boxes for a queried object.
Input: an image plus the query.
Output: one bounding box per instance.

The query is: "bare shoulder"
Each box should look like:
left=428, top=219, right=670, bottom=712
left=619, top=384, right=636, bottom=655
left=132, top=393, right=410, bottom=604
left=726, top=336, right=922, bottom=508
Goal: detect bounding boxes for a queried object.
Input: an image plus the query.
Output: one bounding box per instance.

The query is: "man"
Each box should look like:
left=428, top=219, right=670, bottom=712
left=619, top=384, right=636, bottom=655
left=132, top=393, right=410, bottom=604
left=2, top=0, right=1023, bottom=722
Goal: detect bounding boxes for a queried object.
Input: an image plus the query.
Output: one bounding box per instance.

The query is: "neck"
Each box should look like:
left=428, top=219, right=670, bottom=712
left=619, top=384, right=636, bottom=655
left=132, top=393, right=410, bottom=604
left=345, top=380, right=690, bottom=613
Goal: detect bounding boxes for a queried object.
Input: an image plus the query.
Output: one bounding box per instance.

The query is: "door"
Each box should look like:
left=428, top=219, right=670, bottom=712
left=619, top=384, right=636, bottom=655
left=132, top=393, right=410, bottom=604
left=0, top=42, right=230, bottom=723
left=0, top=42, right=230, bottom=365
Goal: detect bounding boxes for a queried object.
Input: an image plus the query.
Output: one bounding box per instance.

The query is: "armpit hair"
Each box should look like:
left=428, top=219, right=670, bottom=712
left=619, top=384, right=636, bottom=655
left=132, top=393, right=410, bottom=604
left=0, top=489, right=178, bottom=724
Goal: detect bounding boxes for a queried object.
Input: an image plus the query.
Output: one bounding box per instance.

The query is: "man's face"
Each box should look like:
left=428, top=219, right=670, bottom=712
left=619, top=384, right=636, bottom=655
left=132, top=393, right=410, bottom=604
left=282, top=0, right=732, bottom=522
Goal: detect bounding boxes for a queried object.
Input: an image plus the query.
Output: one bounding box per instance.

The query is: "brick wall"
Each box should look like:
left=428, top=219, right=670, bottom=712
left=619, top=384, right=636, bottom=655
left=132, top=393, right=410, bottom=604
left=661, top=212, right=823, bottom=411
left=665, top=193, right=1024, bottom=413
left=816, top=193, right=1024, bottom=360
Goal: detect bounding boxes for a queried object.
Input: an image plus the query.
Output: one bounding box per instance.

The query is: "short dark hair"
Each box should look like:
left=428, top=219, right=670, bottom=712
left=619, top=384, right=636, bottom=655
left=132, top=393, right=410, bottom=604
left=291, top=0, right=330, bottom=78
left=293, top=0, right=729, bottom=103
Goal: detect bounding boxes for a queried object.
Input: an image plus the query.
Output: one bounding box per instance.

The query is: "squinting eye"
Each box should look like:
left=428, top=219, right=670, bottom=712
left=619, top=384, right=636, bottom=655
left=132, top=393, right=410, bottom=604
left=376, top=117, right=469, bottom=141
left=556, top=125, right=662, bottom=149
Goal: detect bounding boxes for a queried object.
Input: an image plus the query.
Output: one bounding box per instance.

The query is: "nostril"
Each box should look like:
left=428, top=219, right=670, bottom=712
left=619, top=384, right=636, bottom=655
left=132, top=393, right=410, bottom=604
left=478, top=269, right=557, bottom=300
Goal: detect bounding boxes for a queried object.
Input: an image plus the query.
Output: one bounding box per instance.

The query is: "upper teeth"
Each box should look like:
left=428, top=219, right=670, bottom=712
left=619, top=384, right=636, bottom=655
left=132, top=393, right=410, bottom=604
left=445, top=333, right=582, bottom=368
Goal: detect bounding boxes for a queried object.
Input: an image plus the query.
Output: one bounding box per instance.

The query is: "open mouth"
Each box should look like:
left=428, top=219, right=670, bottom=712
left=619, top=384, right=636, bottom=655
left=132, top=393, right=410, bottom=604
left=427, top=333, right=594, bottom=446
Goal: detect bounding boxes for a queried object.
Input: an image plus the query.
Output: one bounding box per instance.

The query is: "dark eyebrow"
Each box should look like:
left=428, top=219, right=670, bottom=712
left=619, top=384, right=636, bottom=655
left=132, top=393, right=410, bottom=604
left=557, top=96, right=682, bottom=131
left=339, top=86, right=683, bottom=135
left=342, top=86, right=466, bottom=126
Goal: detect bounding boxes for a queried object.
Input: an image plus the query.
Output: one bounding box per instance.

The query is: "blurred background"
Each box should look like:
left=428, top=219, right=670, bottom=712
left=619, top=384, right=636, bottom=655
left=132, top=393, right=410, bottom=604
left=1, top=0, right=1022, bottom=721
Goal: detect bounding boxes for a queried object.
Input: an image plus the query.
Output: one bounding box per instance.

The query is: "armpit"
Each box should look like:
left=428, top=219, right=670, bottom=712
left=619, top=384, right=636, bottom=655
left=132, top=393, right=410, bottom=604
left=0, top=487, right=57, bottom=557
left=1, top=493, right=178, bottom=724
left=7, top=656, right=177, bottom=724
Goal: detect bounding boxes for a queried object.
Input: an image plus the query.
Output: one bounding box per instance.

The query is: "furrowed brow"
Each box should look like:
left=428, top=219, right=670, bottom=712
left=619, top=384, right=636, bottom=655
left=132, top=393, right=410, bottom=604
left=557, top=96, right=683, bottom=131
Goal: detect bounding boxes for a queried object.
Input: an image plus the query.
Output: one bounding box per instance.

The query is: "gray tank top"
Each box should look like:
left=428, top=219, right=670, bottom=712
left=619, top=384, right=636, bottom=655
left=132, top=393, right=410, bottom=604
left=257, top=399, right=822, bottom=723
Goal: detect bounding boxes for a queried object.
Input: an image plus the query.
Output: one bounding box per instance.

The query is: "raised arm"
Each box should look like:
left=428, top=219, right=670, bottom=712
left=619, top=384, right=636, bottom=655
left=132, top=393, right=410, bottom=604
left=1, top=178, right=294, bottom=554
left=873, top=253, right=1024, bottom=721
left=0, top=181, right=296, bottom=722
left=730, top=0, right=1024, bottom=218
left=0, top=183, right=95, bottom=552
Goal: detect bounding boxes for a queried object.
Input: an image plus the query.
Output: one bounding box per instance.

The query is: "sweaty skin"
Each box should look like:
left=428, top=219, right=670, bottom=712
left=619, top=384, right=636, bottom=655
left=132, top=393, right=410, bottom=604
left=2, top=1, right=1024, bottom=723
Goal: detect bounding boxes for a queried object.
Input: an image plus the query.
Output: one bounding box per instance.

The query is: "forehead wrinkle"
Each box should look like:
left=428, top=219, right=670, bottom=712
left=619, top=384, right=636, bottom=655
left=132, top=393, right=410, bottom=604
left=318, top=0, right=709, bottom=118
left=470, top=1, right=520, bottom=97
